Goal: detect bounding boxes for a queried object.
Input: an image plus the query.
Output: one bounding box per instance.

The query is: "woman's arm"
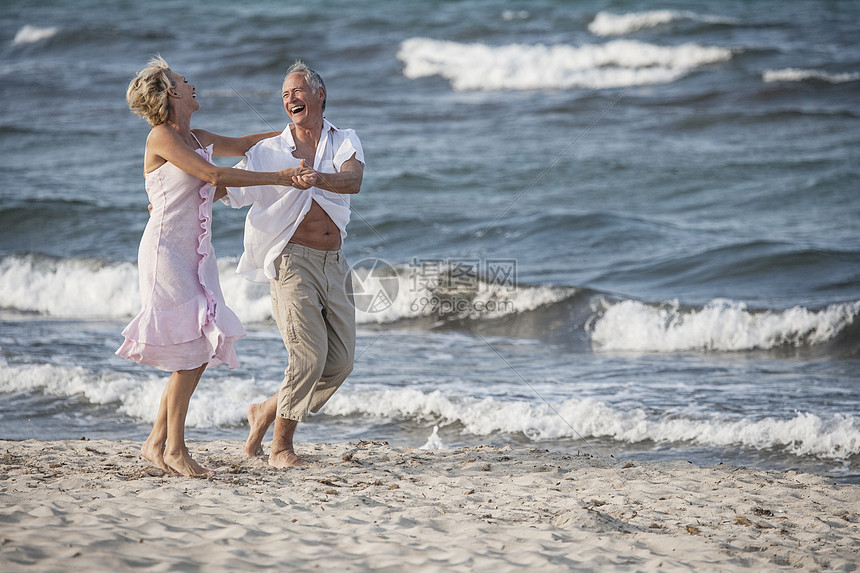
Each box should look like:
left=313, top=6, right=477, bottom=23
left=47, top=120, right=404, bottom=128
left=147, top=125, right=305, bottom=188
left=192, top=129, right=279, bottom=157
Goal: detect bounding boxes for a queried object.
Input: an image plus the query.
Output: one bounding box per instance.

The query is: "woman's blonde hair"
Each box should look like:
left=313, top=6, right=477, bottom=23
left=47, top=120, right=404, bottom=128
left=126, top=55, right=175, bottom=127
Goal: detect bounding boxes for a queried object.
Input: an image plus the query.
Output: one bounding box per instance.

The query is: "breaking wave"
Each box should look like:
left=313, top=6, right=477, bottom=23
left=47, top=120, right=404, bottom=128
left=326, top=388, right=860, bottom=460
left=12, top=25, right=59, bottom=46
left=589, top=298, right=859, bottom=353
left=588, top=10, right=735, bottom=37
left=762, top=68, right=860, bottom=84
left=397, top=37, right=732, bottom=91
left=1, top=255, right=855, bottom=355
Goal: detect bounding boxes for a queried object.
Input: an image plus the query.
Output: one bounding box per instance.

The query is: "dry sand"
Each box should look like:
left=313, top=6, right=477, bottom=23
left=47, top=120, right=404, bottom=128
left=1, top=439, right=857, bottom=572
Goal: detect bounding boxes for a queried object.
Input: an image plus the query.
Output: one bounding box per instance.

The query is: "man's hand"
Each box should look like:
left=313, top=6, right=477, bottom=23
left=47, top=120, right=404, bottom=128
left=278, top=159, right=315, bottom=187
left=282, top=157, right=361, bottom=194
left=290, top=159, right=319, bottom=190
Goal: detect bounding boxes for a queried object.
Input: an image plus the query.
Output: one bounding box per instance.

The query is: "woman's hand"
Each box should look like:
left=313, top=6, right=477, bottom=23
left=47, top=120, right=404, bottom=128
left=278, top=159, right=315, bottom=187
left=291, top=171, right=321, bottom=190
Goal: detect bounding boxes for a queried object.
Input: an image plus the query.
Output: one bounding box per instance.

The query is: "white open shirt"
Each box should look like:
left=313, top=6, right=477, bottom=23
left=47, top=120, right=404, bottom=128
left=221, top=119, right=364, bottom=283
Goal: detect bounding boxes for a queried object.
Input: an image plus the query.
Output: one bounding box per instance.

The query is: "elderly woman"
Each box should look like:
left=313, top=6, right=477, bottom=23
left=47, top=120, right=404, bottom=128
left=118, top=55, right=306, bottom=477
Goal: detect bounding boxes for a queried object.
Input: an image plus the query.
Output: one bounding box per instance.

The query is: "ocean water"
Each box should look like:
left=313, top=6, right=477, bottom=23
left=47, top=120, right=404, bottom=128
left=1, top=0, right=858, bottom=482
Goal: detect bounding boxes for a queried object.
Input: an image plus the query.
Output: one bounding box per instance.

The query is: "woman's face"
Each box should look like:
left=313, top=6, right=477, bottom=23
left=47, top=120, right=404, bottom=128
left=169, top=71, right=199, bottom=113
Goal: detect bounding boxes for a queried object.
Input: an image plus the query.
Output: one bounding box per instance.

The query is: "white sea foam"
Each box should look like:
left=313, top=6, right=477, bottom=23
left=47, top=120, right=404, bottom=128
left=4, top=363, right=857, bottom=458
left=0, top=255, right=275, bottom=323
left=419, top=425, right=445, bottom=450
left=0, top=255, right=567, bottom=325
left=324, top=388, right=860, bottom=459
left=0, top=363, right=137, bottom=405
left=2, top=257, right=854, bottom=353
left=589, top=298, right=859, bottom=352
left=588, top=10, right=734, bottom=37
left=12, top=25, right=59, bottom=46
left=397, top=37, right=732, bottom=90
left=0, top=256, right=141, bottom=318
left=117, top=373, right=269, bottom=428
left=216, top=259, right=275, bottom=323
left=762, top=68, right=860, bottom=84
left=589, top=10, right=689, bottom=36
left=0, top=363, right=267, bottom=428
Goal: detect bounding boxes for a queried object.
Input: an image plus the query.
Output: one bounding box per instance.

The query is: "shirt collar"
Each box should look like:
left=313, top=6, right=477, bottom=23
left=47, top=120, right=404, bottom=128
left=279, top=118, right=337, bottom=151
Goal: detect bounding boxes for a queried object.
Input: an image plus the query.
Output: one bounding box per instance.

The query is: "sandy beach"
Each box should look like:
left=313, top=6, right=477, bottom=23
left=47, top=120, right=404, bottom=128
left=0, top=439, right=857, bottom=572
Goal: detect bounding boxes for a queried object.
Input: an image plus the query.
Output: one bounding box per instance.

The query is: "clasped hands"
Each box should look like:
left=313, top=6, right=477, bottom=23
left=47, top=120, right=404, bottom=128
left=279, top=159, right=321, bottom=190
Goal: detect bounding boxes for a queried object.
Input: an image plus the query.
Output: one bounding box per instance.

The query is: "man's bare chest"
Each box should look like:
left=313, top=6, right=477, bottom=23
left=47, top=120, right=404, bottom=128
left=291, top=142, right=317, bottom=165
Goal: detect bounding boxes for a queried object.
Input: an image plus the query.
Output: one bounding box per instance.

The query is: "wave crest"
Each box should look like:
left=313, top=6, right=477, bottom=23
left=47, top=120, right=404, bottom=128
left=762, top=68, right=860, bottom=84
left=589, top=10, right=689, bottom=36
left=0, top=363, right=267, bottom=429
left=588, top=10, right=734, bottom=37
left=0, top=255, right=141, bottom=318
left=12, top=25, right=59, bottom=46
left=2, top=255, right=853, bottom=354
left=397, top=38, right=732, bottom=91
left=589, top=298, right=859, bottom=352
left=324, top=389, right=860, bottom=459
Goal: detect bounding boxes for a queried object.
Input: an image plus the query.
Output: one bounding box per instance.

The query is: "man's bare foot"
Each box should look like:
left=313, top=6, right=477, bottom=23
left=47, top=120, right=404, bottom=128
left=141, top=440, right=175, bottom=475
left=164, top=449, right=211, bottom=477
left=244, top=403, right=269, bottom=457
left=269, top=449, right=308, bottom=468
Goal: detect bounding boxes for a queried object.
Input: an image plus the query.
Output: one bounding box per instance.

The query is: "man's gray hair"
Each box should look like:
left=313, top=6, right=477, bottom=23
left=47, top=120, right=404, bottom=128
left=286, top=60, right=326, bottom=111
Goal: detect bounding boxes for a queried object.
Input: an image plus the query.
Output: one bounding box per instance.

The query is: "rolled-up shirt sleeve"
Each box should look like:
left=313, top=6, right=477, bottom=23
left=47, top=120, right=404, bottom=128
left=333, top=129, right=365, bottom=170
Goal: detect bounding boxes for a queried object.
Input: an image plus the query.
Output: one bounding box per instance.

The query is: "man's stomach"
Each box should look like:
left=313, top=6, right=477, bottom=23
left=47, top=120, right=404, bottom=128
left=290, top=200, right=342, bottom=250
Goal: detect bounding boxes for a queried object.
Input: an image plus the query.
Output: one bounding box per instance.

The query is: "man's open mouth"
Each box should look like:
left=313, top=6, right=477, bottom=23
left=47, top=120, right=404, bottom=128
left=290, top=104, right=305, bottom=114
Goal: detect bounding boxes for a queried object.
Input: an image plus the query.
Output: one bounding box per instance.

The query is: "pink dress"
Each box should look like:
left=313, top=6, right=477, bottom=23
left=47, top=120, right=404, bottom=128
left=116, top=140, right=245, bottom=372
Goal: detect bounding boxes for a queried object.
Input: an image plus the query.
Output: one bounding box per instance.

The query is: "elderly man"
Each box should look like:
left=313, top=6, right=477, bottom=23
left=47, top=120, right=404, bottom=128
left=217, top=60, right=364, bottom=468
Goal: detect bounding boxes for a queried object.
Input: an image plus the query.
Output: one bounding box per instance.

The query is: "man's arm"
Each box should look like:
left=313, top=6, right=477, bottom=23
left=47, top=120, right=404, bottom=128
left=292, top=155, right=363, bottom=194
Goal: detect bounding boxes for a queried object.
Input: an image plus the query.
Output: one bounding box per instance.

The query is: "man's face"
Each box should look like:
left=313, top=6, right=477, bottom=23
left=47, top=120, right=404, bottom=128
left=282, top=72, right=324, bottom=127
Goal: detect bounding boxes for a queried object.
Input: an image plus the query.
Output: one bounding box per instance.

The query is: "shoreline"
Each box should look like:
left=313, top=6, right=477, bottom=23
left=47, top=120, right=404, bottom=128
left=1, top=439, right=858, bottom=571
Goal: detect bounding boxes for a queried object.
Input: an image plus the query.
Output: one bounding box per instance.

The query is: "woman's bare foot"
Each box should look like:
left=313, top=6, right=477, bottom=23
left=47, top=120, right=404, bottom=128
left=269, top=449, right=308, bottom=468
left=244, top=402, right=270, bottom=457
left=164, top=448, right=211, bottom=477
left=141, top=440, right=175, bottom=475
